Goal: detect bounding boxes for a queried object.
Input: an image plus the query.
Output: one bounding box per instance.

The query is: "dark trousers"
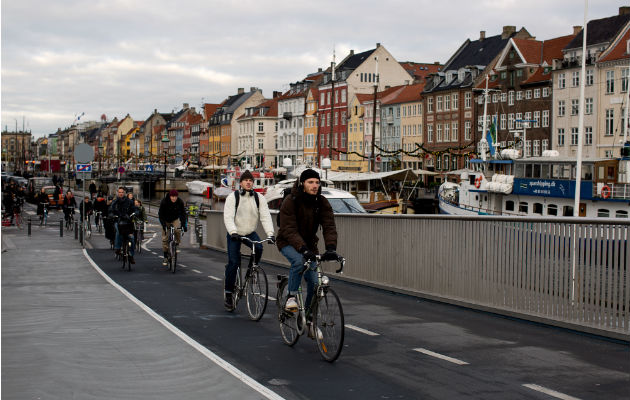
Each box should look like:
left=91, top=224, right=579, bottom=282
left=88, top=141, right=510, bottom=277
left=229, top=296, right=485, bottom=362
left=225, top=231, right=263, bottom=293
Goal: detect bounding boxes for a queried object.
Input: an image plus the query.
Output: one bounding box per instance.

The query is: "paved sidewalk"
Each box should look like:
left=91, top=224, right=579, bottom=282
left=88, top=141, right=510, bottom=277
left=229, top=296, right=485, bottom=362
left=1, top=222, right=269, bottom=399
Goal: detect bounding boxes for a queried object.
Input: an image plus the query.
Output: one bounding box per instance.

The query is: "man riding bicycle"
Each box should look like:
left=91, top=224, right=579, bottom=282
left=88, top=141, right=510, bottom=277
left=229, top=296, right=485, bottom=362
left=223, top=170, right=275, bottom=310
left=62, top=190, right=77, bottom=225
left=79, top=196, right=94, bottom=227
left=93, top=192, right=108, bottom=229
left=158, top=189, right=187, bottom=266
left=276, top=169, right=338, bottom=315
left=109, top=187, right=138, bottom=264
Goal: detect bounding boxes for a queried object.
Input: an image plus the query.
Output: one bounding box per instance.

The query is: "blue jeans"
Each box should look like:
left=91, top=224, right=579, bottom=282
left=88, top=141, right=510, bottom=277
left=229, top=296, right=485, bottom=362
left=225, top=231, right=262, bottom=293
left=281, top=245, right=317, bottom=311
left=115, top=223, right=135, bottom=256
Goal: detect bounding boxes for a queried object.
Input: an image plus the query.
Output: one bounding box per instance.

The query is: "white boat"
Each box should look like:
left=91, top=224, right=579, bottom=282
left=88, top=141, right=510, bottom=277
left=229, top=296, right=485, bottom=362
left=185, top=180, right=213, bottom=196
left=438, top=151, right=630, bottom=219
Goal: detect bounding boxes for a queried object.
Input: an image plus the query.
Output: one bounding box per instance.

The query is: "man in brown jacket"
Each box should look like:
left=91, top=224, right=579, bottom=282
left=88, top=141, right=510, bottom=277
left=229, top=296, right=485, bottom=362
left=276, top=169, right=338, bottom=315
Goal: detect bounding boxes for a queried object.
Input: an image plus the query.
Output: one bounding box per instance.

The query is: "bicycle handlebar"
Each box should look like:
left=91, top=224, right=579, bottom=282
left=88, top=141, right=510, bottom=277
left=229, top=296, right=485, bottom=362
left=239, top=236, right=275, bottom=245
left=304, top=254, right=345, bottom=274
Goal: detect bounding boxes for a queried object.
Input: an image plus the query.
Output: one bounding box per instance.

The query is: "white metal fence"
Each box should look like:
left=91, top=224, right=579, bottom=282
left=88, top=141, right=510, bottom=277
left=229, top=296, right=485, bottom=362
left=204, top=212, right=629, bottom=340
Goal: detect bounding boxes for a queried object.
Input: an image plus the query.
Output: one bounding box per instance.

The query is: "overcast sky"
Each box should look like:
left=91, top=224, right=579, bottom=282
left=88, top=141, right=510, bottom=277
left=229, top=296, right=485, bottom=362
left=1, top=0, right=625, bottom=138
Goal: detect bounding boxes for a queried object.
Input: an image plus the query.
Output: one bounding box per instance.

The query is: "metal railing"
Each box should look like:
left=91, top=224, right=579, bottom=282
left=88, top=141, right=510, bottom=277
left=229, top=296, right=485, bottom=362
left=204, top=212, right=629, bottom=340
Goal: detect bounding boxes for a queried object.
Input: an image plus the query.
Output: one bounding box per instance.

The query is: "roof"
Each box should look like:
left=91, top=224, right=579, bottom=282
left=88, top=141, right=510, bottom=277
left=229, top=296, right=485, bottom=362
left=511, top=38, right=542, bottom=64
left=337, top=48, right=376, bottom=71
left=356, top=85, right=408, bottom=104
left=399, top=62, right=442, bottom=80
left=598, top=28, right=630, bottom=62
left=541, top=34, right=576, bottom=63
left=327, top=168, right=418, bottom=182
left=382, top=83, right=425, bottom=105
left=565, top=13, right=630, bottom=50
left=203, top=103, right=221, bottom=120
left=445, top=33, right=512, bottom=71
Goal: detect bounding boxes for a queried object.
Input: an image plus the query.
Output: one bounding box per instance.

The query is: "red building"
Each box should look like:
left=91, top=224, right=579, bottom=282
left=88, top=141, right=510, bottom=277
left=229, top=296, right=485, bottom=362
left=317, top=77, right=348, bottom=163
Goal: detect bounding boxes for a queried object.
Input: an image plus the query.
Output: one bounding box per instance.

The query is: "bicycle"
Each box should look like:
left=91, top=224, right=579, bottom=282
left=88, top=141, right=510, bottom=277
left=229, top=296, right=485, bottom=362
left=276, top=254, right=346, bottom=362
left=94, top=211, right=103, bottom=233
left=65, top=207, right=75, bottom=231
left=134, top=219, right=145, bottom=254
left=82, top=213, right=92, bottom=239
left=223, top=236, right=273, bottom=320
left=39, top=203, right=49, bottom=226
left=117, top=213, right=136, bottom=271
left=165, top=225, right=184, bottom=273
left=13, top=203, right=23, bottom=230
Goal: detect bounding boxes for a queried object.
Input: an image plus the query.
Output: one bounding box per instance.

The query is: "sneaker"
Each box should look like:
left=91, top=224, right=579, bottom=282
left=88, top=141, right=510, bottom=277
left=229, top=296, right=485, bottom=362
left=162, top=257, right=168, bottom=266
left=224, top=292, right=234, bottom=310
left=129, top=256, right=135, bottom=264
left=308, top=322, right=323, bottom=340
left=284, top=296, right=298, bottom=312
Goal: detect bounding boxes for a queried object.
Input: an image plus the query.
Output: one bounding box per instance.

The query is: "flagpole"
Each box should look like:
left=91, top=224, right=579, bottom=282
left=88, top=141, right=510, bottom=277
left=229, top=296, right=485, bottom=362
left=480, top=75, right=489, bottom=161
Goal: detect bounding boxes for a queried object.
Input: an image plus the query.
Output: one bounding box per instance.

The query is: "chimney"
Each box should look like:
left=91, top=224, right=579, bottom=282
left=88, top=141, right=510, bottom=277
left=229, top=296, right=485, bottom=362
left=501, top=25, right=516, bottom=39
left=273, top=91, right=281, bottom=98
left=573, top=25, right=582, bottom=36
left=237, top=88, right=244, bottom=94
left=376, top=42, right=381, bottom=48
left=318, top=68, right=322, bottom=72
left=250, top=87, right=256, bottom=92
left=183, top=103, right=189, bottom=109
left=191, top=107, right=196, bottom=113
left=620, top=6, right=630, bottom=15
left=349, top=50, right=354, bottom=56
left=434, top=61, right=440, bottom=65
left=480, top=31, right=486, bottom=41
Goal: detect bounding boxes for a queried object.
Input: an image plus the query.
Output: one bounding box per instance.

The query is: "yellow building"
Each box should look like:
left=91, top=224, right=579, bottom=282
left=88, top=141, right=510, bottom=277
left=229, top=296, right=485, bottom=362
left=343, top=94, right=369, bottom=171
left=304, top=87, right=319, bottom=166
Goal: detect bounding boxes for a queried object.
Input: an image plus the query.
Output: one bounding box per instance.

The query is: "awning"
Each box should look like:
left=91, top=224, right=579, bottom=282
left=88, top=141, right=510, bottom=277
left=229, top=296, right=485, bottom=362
left=327, top=168, right=418, bottom=182
left=412, top=169, right=438, bottom=176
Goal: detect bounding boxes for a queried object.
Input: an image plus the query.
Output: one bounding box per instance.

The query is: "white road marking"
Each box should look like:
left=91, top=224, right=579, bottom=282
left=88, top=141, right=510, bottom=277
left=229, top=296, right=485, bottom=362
left=81, top=249, right=285, bottom=400
left=413, top=348, right=469, bottom=365
left=142, top=232, right=157, bottom=252
left=191, top=269, right=202, bottom=274
left=522, top=384, right=581, bottom=400
left=345, top=324, right=380, bottom=336
left=25, top=210, right=36, bottom=216
left=208, top=276, right=221, bottom=281
left=266, top=295, right=276, bottom=301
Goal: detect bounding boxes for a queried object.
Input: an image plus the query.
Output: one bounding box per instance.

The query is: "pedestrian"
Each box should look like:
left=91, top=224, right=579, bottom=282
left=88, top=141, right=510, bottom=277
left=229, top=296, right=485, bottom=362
left=276, top=169, right=338, bottom=321
left=89, top=181, right=97, bottom=199
left=99, top=181, right=109, bottom=196
left=222, top=170, right=275, bottom=310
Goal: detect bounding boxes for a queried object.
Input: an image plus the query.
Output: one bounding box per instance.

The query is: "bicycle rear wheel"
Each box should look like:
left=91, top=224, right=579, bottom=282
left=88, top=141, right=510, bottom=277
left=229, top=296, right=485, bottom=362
left=245, top=266, right=268, bottom=321
left=277, top=279, right=300, bottom=346
left=313, top=286, right=344, bottom=362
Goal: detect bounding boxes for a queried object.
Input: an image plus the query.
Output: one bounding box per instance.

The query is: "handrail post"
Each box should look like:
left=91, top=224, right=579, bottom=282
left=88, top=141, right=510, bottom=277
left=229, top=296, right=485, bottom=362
left=60, top=220, right=63, bottom=237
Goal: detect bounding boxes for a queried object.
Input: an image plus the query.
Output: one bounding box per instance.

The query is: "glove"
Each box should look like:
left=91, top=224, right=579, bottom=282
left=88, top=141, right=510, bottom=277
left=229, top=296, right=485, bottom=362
left=322, top=250, right=339, bottom=261
left=300, top=246, right=316, bottom=261
left=230, top=233, right=241, bottom=242
left=267, top=235, right=276, bottom=244
left=183, top=225, right=188, bottom=233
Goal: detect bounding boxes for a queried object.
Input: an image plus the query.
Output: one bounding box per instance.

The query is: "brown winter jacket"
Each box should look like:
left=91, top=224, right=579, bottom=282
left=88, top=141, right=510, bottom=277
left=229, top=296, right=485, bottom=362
left=276, top=180, right=337, bottom=254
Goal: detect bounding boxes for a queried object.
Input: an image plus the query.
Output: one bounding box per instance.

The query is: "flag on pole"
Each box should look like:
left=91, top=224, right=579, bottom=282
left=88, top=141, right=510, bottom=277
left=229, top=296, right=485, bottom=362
left=486, top=115, right=497, bottom=156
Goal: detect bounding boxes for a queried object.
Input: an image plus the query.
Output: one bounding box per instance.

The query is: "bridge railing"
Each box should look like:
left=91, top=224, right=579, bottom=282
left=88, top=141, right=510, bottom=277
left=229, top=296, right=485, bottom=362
left=204, top=212, right=629, bottom=340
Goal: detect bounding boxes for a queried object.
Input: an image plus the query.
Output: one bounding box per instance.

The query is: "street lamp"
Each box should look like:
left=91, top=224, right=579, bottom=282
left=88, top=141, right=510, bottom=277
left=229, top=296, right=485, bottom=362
left=98, top=143, right=104, bottom=178
left=162, top=130, right=170, bottom=197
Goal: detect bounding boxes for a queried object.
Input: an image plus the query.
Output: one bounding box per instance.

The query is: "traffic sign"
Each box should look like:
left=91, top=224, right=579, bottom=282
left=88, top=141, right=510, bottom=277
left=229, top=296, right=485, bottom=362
left=76, top=164, right=92, bottom=172
left=74, top=144, right=94, bottom=163
left=146, top=165, right=154, bottom=172
left=118, top=167, right=126, bottom=173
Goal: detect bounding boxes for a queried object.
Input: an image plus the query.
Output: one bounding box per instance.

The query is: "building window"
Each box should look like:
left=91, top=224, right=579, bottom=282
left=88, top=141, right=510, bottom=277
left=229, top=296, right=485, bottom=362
left=464, top=121, right=471, bottom=140
left=586, top=69, right=594, bottom=86
left=571, top=127, right=579, bottom=145
left=542, top=139, right=549, bottom=152
left=547, top=204, right=558, bottom=216
left=616, top=210, right=629, bottom=218
left=622, top=68, right=629, bottom=92
left=542, top=110, right=549, bottom=127
left=606, top=70, right=615, bottom=93
left=533, top=111, right=540, bottom=128
left=508, top=113, right=514, bottom=130
left=585, top=126, right=592, bottom=145
left=533, top=202, right=543, bottom=215
left=543, top=87, right=549, bottom=97
left=517, top=113, right=524, bottom=129
left=452, top=121, right=458, bottom=141
left=583, top=97, right=593, bottom=115
left=500, top=114, right=506, bottom=130
left=444, top=95, right=450, bottom=111
left=464, top=92, right=471, bottom=109
left=505, top=200, right=515, bottom=212
left=533, top=140, right=540, bottom=156
left=492, top=93, right=498, bottom=103
left=558, top=128, right=565, bottom=146
left=436, top=96, right=443, bottom=112
left=444, top=123, right=450, bottom=141
left=533, top=89, right=540, bottom=99
left=436, top=124, right=442, bottom=142
left=597, top=209, right=610, bottom=218
left=519, top=202, right=528, bottom=213
left=558, top=100, right=565, bottom=117
left=428, top=97, right=434, bottom=112
left=605, top=109, right=614, bottom=135
left=427, top=124, right=433, bottom=142
left=571, top=99, right=579, bottom=115
left=452, top=93, right=458, bottom=110
left=558, top=73, right=566, bottom=89
left=572, top=71, right=580, bottom=87
left=525, top=140, right=531, bottom=157
left=508, top=91, right=515, bottom=106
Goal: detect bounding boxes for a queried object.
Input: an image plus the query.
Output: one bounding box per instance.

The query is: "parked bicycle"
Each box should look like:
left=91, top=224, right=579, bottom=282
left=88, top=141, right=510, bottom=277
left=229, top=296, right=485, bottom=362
left=165, top=225, right=184, bottom=273
left=276, top=254, right=345, bottom=362
left=223, top=236, right=273, bottom=320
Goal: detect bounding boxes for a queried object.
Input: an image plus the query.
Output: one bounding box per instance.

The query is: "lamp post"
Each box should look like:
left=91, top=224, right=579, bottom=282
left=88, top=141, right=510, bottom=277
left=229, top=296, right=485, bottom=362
left=98, top=143, right=104, bottom=178
left=162, top=130, right=170, bottom=197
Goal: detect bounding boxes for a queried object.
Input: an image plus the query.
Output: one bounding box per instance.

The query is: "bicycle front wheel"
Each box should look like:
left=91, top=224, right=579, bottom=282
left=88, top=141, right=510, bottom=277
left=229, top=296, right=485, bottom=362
left=313, top=286, right=345, bottom=362
left=245, top=266, right=268, bottom=321
left=169, top=241, right=177, bottom=273
left=277, top=279, right=300, bottom=346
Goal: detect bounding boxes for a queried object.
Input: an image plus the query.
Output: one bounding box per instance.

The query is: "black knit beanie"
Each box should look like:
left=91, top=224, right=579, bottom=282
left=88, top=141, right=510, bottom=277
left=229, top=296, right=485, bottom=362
left=240, top=170, right=254, bottom=182
left=299, top=169, right=320, bottom=182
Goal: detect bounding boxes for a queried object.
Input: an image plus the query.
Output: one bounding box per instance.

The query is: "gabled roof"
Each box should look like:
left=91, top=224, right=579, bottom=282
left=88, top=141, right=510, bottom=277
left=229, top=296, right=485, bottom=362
left=382, top=83, right=425, bottom=105
left=337, top=48, right=376, bottom=71
left=445, top=33, right=513, bottom=71
left=511, top=38, right=542, bottom=64
left=240, top=98, right=279, bottom=119
left=203, top=103, right=221, bottom=120
left=598, top=28, right=630, bottom=62
left=541, top=34, right=576, bottom=63
left=565, top=13, right=630, bottom=50
left=399, top=62, right=442, bottom=81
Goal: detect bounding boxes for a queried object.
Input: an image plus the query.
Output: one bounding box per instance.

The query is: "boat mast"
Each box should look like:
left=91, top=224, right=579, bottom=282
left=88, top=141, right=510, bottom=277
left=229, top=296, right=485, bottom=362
left=370, top=56, right=379, bottom=173
left=573, top=1, right=587, bottom=217
left=479, top=75, right=490, bottom=161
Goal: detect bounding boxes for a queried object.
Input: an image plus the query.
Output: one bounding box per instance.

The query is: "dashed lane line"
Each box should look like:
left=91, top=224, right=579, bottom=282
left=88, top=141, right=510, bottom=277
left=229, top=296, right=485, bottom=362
left=81, top=249, right=285, bottom=400
left=191, top=269, right=202, bottom=274
left=522, top=384, right=581, bottom=400
left=345, top=324, right=380, bottom=336
left=141, top=232, right=157, bottom=252
left=208, top=276, right=221, bottom=281
left=413, top=348, right=469, bottom=366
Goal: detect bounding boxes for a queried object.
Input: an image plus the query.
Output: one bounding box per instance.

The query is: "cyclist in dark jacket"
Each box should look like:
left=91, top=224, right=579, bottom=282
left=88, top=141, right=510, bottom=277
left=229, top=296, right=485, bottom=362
left=62, top=190, right=77, bottom=224
left=93, top=193, right=108, bottom=228
left=158, top=189, right=187, bottom=265
left=109, top=187, right=138, bottom=263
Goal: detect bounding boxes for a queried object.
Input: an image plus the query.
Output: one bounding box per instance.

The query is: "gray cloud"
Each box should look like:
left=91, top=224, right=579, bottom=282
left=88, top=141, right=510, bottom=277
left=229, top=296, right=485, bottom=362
left=1, top=0, right=623, bottom=137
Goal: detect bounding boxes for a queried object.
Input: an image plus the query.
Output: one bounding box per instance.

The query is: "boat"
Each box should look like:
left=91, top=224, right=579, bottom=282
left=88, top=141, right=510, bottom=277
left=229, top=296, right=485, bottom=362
left=185, top=180, right=213, bottom=196
left=264, top=179, right=367, bottom=214
left=438, top=147, right=630, bottom=219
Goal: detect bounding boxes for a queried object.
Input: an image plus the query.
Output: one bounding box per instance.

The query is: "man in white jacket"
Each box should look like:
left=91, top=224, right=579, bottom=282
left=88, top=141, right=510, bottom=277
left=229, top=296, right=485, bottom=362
left=223, top=170, right=275, bottom=310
